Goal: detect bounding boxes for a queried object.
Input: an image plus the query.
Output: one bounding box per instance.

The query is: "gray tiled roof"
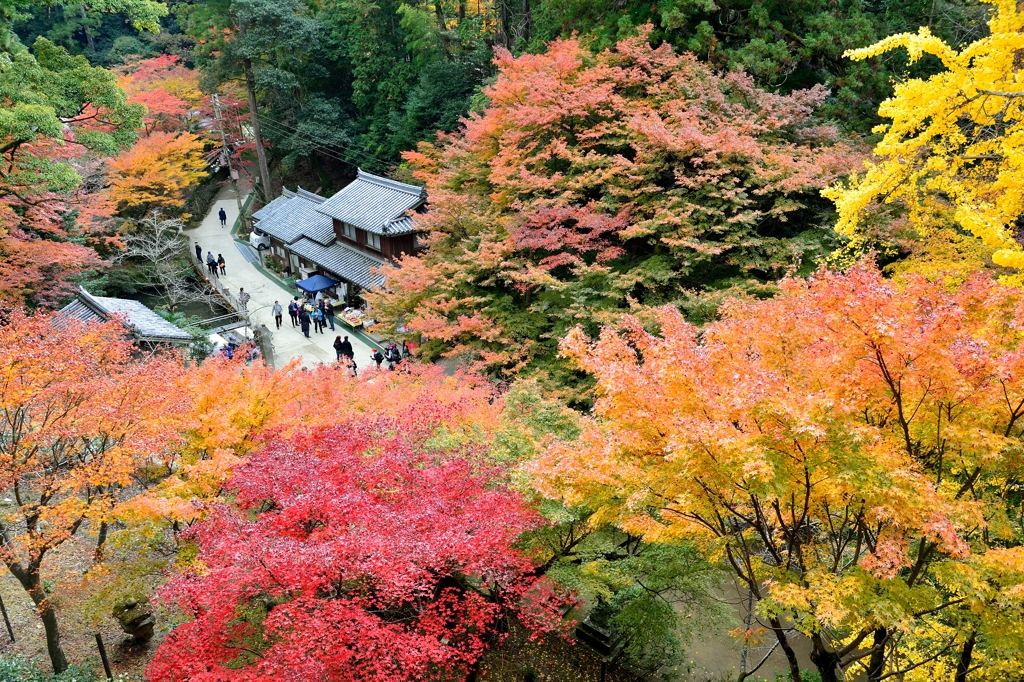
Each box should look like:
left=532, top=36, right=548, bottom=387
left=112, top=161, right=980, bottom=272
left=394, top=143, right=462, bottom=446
left=252, top=188, right=334, bottom=245
left=288, top=237, right=387, bottom=290
left=58, top=298, right=104, bottom=325
left=58, top=288, right=193, bottom=343
left=251, top=190, right=293, bottom=222
left=316, top=169, right=425, bottom=236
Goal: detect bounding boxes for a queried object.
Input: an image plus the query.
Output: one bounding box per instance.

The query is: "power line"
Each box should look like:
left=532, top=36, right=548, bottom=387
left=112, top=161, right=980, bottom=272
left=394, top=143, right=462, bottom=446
left=256, top=119, right=364, bottom=170
left=215, top=100, right=372, bottom=173
left=258, top=112, right=388, bottom=170
left=257, top=118, right=394, bottom=179
left=257, top=114, right=393, bottom=175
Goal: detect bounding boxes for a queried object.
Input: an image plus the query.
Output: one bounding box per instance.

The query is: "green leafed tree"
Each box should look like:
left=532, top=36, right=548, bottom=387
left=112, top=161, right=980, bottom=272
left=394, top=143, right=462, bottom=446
left=175, top=0, right=321, bottom=199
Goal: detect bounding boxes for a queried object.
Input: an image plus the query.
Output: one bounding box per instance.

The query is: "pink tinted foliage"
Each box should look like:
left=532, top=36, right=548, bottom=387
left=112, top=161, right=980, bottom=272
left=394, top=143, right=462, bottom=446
left=148, top=420, right=571, bottom=682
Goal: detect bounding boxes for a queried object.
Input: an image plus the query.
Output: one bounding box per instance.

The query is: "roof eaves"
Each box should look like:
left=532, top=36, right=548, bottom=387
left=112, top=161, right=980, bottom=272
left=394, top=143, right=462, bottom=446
left=76, top=287, right=112, bottom=319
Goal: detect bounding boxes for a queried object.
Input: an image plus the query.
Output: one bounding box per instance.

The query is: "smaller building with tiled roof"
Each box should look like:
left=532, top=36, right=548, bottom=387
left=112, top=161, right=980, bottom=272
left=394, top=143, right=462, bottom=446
left=251, top=188, right=334, bottom=246
left=316, top=169, right=425, bottom=236
left=253, top=169, right=426, bottom=305
left=58, top=288, right=193, bottom=345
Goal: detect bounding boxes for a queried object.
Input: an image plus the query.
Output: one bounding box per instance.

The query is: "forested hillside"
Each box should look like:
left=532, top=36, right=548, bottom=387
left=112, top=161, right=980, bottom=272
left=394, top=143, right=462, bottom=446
left=3, top=0, right=1024, bottom=681
left=13, top=0, right=986, bottom=172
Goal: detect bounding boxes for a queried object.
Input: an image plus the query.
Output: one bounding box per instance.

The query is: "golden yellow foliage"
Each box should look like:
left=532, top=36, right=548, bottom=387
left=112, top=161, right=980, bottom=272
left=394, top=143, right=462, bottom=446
left=825, top=0, right=1024, bottom=273
left=885, top=227, right=998, bottom=287
left=532, top=264, right=1024, bottom=680
left=107, top=131, right=208, bottom=211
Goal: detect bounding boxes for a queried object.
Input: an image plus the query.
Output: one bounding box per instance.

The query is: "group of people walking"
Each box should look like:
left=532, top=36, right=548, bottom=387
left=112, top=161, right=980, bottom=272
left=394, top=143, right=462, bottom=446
left=333, top=335, right=358, bottom=376
left=193, top=226, right=417, bottom=373
left=196, top=242, right=227, bottom=277
left=285, top=295, right=336, bottom=338
left=274, top=293, right=412, bottom=374
left=371, top=341, right=410, bottom=371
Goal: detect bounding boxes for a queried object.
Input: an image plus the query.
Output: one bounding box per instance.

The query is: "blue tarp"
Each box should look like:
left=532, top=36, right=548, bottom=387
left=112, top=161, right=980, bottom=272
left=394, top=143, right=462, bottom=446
left=295, top=273, right=340, bottom=293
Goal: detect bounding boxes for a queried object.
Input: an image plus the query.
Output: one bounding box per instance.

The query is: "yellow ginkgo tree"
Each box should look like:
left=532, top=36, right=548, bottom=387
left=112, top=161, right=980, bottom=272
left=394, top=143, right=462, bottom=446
left=825, top=0, right=1024, bottom=275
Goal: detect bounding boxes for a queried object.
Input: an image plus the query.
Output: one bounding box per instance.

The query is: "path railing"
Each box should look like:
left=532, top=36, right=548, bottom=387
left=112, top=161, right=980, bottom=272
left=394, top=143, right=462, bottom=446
left=191, top=251, right=276, bottom=366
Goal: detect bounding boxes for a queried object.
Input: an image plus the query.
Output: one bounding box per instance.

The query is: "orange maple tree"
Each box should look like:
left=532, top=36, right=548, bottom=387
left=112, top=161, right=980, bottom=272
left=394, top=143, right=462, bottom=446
left=117, top=55, right=206, bottom=135
left=0, top=311, right=191, bottom=674
left=532, top=264, right=1024, bottom=682
left=107, top=131, right=209, bottom=214
left=0, top=39, right=145, bottom=307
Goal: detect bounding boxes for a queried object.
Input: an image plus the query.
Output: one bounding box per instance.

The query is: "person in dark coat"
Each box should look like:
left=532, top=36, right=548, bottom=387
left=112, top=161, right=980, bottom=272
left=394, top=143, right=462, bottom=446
left=195, top=242, right=202, bottom=261
left=288, top=298, right=299, bottom=327
left=339, top=336, right=354, bottom=360
left=386, top=343, right=401, bottom=370
left=206, top=251, right=217, bottom=276
left=218, top=207, right=227, bottom=227
left=299, top=309, right=311, bottom=338
left=333, top=336, right=344, bottom=360
left=324, top=299, right=336, bottom=330
left=372, top=349, right=384, bottom=370
left=217, top=254, right=226, bottom=275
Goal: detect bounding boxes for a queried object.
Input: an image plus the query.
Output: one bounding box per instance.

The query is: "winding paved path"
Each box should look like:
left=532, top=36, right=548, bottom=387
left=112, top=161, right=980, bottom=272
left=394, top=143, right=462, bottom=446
left=187, top=184, right=383, bottom=371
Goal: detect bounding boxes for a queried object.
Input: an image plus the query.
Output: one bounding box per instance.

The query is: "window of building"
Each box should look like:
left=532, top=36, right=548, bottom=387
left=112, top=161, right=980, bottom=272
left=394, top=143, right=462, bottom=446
left=343, top=222, right=356, bottom=240
left=366, top=231, right=381, bottom=250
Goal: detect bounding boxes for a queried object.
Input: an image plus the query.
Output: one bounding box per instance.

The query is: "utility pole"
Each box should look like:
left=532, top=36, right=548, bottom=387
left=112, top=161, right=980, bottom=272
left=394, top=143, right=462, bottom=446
left=212, top=94, right=248, bottom=233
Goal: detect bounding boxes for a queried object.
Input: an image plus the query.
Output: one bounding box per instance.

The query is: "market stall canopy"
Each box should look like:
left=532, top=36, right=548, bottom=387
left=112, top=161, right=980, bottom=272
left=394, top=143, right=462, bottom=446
left=295, top=273, right=340, bottom=293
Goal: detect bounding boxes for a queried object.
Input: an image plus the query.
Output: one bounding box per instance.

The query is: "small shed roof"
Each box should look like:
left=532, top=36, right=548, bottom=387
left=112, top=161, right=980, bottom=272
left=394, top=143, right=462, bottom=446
left=316, top=169, right=425, bottom=236
left=288, top=237, right=387, bottom=290
left=58, top=288, right=193, bottom=344
left=252, top=188, right=334, bottom=245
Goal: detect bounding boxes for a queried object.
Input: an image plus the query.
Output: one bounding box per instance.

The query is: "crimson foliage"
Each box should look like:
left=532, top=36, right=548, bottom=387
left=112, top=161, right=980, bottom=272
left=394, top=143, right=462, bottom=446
left=148, top=421, right=565, bottom=682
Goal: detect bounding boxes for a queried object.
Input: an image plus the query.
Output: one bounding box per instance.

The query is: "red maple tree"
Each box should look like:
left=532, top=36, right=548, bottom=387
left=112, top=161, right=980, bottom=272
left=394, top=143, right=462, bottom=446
left=147, top=420, right=569, bottom=682
left=117, top=55, right=208, bottom=135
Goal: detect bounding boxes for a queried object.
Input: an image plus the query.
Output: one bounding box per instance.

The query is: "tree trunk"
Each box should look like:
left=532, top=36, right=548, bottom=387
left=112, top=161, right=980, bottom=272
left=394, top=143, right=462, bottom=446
left=955, top=631, right=976, bottom=682
left=769, top=617, right=802, bottom=682
left=20, top=569, right=68, bottom=674
left=809, top=633, right=841, bottom=682
left=241, top=56, right=274, bottom=203
left=498, top=0, right=510, bottom=50
left=94, top=520, right=108, bottom=562
left=458, top=0, right=466, bottom=21
left=521, top=0, right=531, bottom=45
left=434, top=1, right=446, bottom=31
left=79, top=5, right=95, bottom=52
left=867, top=627, right=886, bottom=682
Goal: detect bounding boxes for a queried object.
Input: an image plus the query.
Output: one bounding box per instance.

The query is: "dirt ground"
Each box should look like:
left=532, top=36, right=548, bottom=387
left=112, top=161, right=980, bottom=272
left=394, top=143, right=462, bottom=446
left=0, top=534, right=170, bottom=681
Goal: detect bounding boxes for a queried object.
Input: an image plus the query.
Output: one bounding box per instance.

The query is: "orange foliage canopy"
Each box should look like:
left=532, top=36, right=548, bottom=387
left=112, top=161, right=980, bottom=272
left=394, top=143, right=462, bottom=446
left=107, top=131, right=209, bottom=212
left=0, top=310, right=191, bottom=670
left=371, top=30, right=861, bottom=378
left=533, top=264, right=1024, bottom=680
left=124, top=362, right=501, bottom=525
